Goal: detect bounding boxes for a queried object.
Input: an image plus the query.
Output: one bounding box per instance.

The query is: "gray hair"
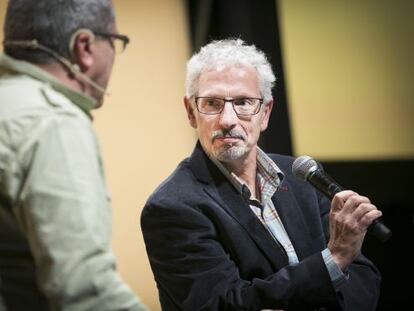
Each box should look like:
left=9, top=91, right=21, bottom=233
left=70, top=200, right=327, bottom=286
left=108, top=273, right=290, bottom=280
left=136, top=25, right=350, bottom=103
left=185, top=39, right=276, bottom=102
left=3, top=0, right=115, bottom=63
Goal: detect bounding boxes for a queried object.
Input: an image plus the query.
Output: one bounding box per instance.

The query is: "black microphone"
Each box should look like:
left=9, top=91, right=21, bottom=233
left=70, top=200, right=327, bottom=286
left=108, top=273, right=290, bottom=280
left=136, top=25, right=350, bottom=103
left=292, top=155, right=392, bottom=242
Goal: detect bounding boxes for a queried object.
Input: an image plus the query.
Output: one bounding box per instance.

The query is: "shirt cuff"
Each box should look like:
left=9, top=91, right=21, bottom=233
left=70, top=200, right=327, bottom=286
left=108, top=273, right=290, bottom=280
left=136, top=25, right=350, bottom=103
left=321, top=248, right=349, bottom=290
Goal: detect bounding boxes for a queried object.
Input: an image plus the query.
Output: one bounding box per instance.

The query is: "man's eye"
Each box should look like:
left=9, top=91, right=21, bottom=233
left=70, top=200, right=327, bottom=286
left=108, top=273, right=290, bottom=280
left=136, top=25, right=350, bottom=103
left=234, top=99, right=248, bottom=106
left=206, top=99, right=220, bottom=107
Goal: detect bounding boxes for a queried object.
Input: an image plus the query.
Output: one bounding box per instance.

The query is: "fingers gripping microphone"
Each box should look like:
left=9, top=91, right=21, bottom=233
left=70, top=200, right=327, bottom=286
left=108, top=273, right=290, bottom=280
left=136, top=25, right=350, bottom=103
left=292, top=155, right=392, bottom=242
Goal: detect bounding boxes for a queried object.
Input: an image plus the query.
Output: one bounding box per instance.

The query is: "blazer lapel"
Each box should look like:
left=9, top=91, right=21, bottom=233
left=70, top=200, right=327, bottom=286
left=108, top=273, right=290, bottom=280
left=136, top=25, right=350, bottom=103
left=272, top=180, right=316, bottom=260
left=188, top=143, right=289, bottom=269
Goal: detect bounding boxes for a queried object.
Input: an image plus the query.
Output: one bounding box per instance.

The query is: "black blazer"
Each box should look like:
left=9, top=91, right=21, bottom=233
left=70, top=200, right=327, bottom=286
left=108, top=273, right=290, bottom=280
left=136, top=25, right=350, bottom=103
left=141, top=143, right=381, bottom=311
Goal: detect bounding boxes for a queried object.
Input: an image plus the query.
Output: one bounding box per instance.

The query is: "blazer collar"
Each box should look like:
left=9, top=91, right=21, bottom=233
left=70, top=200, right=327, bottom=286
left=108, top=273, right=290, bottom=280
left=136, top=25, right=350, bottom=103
left=188, top=141, right=216, bottom=185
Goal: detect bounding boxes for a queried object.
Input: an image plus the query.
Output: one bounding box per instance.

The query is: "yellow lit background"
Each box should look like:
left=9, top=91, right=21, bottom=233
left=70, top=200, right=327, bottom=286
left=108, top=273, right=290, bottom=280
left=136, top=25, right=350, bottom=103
left=1, top=1, right=413, bottom=310
left=92, top=1, right=194, bottom=309
left=279, top=0, right=414, bottom=160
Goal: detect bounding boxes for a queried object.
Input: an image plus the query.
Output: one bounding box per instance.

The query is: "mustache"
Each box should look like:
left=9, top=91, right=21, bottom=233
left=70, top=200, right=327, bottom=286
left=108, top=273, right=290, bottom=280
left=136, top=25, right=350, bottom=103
left=212, top=129, right=246, bottom=141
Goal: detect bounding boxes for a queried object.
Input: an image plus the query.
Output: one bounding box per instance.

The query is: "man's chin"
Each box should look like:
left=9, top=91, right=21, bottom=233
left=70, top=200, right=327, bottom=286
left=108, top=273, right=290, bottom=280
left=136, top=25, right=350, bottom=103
left=98, top=98, right=105, bottom=108
left=214, top=146, right=247, bottom=162
left=90, top=87, right=106, bottom=109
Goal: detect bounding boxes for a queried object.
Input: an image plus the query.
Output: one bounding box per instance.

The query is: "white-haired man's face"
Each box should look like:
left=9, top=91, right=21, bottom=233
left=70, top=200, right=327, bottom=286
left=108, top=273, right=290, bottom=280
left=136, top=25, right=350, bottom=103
left=184, top=64, right=273, bottom=164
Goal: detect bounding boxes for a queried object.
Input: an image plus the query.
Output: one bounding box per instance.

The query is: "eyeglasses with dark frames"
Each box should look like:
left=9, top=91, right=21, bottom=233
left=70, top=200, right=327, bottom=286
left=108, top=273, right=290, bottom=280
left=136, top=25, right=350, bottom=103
left=194, top=97, right=264, bottom=116
left=93, top=32, right=130, bottom=54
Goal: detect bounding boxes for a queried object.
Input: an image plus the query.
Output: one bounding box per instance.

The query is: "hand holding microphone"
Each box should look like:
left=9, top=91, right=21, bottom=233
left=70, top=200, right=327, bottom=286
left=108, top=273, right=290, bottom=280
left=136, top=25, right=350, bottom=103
left=292, top=156, right=391, bottom=268
left=292, top=155, right=391, bottom=242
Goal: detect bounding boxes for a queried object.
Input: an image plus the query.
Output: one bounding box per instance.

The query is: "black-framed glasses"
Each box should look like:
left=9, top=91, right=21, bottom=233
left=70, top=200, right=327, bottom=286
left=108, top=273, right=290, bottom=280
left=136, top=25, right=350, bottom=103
left=194, top=97, right=264, bottom=116
left=94, top=32, right=130, bottom=54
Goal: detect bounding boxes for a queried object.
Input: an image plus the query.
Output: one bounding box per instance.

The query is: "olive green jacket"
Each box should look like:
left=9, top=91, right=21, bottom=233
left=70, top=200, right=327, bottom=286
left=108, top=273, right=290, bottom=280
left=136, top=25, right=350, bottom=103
left=0, top=54, right=147, bottom=311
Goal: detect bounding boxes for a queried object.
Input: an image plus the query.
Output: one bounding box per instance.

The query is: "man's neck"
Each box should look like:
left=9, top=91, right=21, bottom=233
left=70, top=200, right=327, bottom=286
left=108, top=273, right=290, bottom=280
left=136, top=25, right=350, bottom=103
left=222, top=148, right=258, bottom=198
left=37, top=62, right=85, bottom=94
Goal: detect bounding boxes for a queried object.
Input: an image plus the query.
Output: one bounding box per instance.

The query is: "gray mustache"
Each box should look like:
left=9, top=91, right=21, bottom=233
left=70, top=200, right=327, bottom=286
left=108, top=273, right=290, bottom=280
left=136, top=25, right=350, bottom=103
left=212, top=129, right=245, bottom=141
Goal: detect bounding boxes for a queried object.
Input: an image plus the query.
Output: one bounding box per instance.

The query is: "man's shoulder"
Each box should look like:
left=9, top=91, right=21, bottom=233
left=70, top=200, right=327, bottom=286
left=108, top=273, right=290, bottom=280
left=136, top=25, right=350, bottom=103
left=266, top=153, right=313, bottom=190
left=148, top=158, right=196, bottom=201
left=267, top=153, right=295, bottom=173
left=0, top=74, right=95, bottom=160
left=267, top=153, right=325, bottom=204
left=144, top=158, right=212, bottom=214
left=0, top=74, right=86, bottom=121
left=0, top=74, right=48, bottom=109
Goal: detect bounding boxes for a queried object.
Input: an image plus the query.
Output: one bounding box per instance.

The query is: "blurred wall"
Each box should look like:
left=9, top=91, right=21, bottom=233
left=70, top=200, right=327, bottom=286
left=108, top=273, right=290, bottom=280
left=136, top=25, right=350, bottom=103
left=278, top=0, right=414, bottom=160
left=0, top=1, right=194, bottom=310
left=94, top=1, right=193, bottom=310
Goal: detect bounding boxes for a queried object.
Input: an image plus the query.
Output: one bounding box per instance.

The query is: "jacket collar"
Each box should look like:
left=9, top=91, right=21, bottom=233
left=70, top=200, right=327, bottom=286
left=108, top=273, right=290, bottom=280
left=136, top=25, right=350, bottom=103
left=0, top=54, right=97, bottom=119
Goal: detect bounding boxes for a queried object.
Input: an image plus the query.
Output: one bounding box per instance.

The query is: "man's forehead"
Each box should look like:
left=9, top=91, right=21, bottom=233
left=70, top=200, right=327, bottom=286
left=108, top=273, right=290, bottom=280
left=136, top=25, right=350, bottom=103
left=197, top=68, right=260, bottom=97
left=202, top=62, right=255, bottom=73
left=199, top=64, right=257, bottom=82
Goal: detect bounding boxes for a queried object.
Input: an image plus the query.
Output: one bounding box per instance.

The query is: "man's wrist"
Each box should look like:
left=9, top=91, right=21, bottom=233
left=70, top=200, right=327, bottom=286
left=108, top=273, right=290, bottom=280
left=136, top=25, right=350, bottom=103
left=322, top=248, right=349, bottom=290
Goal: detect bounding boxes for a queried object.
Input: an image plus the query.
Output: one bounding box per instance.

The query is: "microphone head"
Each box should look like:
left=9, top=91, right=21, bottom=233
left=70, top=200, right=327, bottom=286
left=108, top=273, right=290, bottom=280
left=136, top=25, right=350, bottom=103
left=292, top=155, right=319, bottom=181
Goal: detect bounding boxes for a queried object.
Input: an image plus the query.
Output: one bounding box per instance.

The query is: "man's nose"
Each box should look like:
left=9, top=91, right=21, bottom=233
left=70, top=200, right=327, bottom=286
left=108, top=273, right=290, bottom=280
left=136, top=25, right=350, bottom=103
left=218, top=102, right=238, bottom=128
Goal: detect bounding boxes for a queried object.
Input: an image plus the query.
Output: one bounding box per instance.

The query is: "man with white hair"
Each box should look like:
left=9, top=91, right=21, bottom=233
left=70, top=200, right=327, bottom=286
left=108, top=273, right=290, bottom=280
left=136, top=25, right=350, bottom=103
left=141, top=39, right=381, bottom=310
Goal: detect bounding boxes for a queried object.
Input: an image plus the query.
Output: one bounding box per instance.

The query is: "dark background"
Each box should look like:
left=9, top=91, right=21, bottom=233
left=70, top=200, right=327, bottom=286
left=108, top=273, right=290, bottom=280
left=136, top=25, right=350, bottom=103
left=186, top=0, right=414, bottom=309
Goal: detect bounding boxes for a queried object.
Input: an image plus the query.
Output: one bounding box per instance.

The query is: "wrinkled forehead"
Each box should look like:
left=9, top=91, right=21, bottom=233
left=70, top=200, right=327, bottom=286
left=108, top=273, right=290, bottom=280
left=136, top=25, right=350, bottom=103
left=201, top=60, right=256, bottom=74
left=199, top=63, right=258, bottom=80
left=197, top=64, right=261, bottom=97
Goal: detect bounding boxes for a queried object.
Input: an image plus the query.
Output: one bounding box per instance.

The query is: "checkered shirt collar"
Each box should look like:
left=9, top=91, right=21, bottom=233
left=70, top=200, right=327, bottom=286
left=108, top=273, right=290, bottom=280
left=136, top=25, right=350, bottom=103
left=210, top=147, right=284, bottom=201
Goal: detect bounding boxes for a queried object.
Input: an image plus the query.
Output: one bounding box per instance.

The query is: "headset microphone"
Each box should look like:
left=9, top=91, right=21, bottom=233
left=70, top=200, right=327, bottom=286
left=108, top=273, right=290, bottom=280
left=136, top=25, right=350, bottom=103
left=3, top=30, right=109, bottom=96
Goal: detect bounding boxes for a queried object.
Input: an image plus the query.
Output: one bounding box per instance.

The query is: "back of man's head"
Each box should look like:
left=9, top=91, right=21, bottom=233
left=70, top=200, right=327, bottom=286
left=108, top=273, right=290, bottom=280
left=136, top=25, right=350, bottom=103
left=3, top=0, right=115, bottom=64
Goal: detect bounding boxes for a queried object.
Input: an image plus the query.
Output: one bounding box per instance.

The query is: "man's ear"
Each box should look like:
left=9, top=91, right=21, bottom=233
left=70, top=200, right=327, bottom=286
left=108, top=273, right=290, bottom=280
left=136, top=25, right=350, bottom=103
left=69, top=29, right=95, bottom=72
left=184, top=96, right=197, bottom=129
left=260, top=98, right=274, bottom=132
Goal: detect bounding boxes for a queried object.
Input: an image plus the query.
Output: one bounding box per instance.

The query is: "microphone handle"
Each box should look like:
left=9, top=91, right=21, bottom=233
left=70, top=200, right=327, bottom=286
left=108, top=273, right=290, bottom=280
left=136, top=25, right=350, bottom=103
left=308, top=169, right=344, bottom=199
left=308, top=170, right=392, bottom=242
